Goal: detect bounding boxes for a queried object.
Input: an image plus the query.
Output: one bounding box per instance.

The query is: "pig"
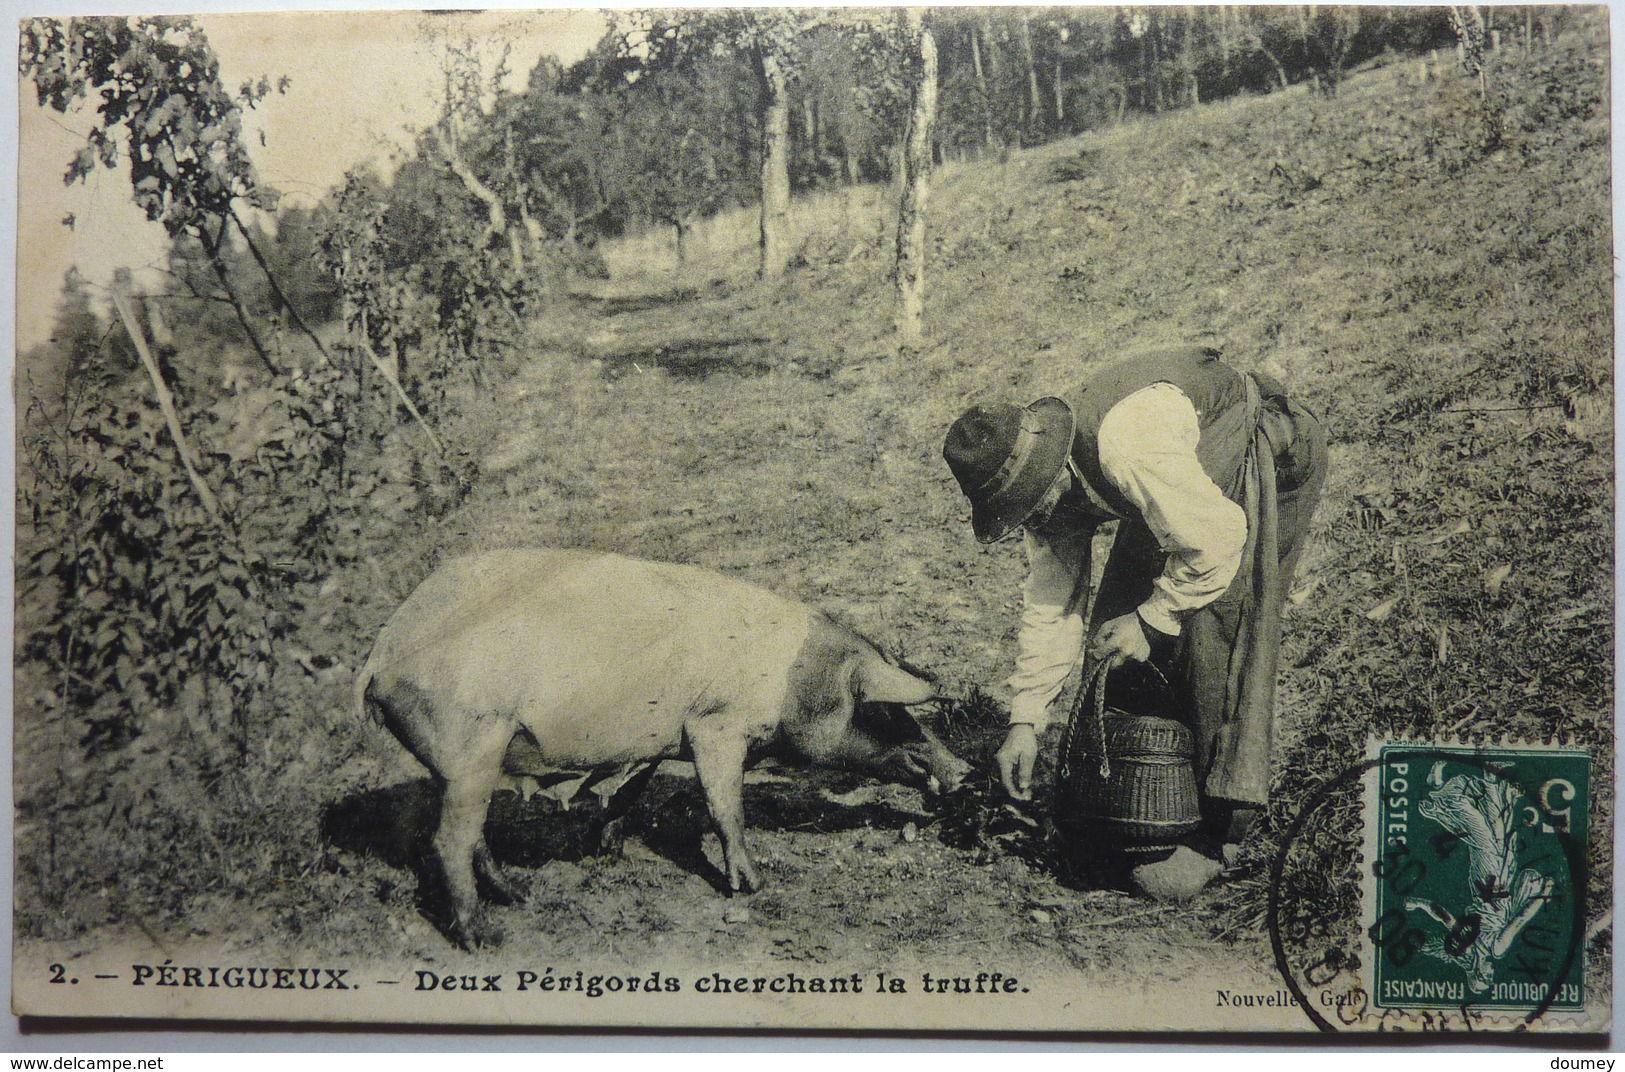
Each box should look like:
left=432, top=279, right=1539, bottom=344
left=356, top=547, right=969, bottom=946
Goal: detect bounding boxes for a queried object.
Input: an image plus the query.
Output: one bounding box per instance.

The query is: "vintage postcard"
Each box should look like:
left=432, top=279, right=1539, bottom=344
left=11, top=5, right=1613, bottom=1036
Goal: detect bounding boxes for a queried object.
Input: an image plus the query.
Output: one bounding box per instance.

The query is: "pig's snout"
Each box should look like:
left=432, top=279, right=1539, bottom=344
left=848, top=698, right=968, bottom=795
left=882, top=735, right=971, bottom=797
left=919, top=744, right=971, bottom=796
left=932, top=751, right=973, bottom=795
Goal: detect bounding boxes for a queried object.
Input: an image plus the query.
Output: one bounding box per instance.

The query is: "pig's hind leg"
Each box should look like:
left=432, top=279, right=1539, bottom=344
left=429, top=727, right=512, bottom=948
left=683, top=723, right=761, bottom=894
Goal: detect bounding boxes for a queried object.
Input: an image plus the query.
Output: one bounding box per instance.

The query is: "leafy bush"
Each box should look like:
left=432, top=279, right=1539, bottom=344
left=13, top=299, right=462, bottom=938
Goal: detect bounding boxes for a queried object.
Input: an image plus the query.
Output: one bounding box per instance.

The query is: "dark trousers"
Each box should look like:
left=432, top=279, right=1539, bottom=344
left=1088, top=397, right=1328, bottom=846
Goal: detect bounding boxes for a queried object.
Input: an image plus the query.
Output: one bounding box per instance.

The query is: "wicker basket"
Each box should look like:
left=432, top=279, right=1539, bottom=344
left=1052, top=661, right=1200, bottom=855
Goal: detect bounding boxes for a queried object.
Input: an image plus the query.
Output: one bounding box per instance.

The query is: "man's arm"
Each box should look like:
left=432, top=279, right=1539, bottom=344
left=1006, top=527, right=1091, bottom=731
left=998, top=526, right=1089, bottom=799
left=1096, top=383, right=1247, bottom=637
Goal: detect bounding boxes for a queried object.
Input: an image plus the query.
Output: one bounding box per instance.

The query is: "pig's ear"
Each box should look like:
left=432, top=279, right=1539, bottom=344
left=855, top=652, right=937, bottom=705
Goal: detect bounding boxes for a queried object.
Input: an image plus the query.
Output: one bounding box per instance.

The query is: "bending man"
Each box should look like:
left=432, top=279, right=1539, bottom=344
left=943, top=346, right=1326, bottom=900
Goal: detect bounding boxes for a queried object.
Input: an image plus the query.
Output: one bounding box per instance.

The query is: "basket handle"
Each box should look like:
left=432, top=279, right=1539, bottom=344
left=1056, top=655, right=1121, bottom=789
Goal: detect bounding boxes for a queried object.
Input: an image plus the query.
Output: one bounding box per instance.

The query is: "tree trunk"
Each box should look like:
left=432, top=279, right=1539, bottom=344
left=202, top=223, right=276, bottom=376
left=1054, top=55, right=1065, bottom=128
left=358, top=308, right=445, bottom=456
left=981, top=16, right=1007, bottom=145
left=1020, top=14, right=1042, bottom=135
left=844, top=138, right=866, bottom=239
left=895, top=16, right=937, bottom=352
left=844, top=83, right=865, bottom=187
left=757, top=47, right=792, bottom=280
left=436, top=128, right=517, bottom=270
left=1151, top=24, right=1165, bottom=112
left=1263, top=48, right=1290, bottom=90
left=516, top=200, right=547, bottom=266
left=1139, top=37, right=1151, bottom=111
left=1183, top=7, right=1202, bottom=106
left=1449, top=5, right=1491, bottom=99
left=807, top=95, right=821, bottom=177
left=227, top=205, right=334, bottom=362
left=112, top=291, right=223, bottom=525
left=970, top=26, right=997, bottom=151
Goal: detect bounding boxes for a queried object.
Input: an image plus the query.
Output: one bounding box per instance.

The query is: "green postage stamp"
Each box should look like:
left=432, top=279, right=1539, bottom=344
left=1367, top=742, right=1590, bottom=1021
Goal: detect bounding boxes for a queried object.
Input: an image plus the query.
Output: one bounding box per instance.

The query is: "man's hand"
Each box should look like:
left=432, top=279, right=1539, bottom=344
left=996, top=724, right=1040, bottom=801
left=1090, top=611, right=1152, bottom=664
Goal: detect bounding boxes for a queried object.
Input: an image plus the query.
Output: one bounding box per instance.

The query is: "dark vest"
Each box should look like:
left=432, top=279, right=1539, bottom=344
left=1064, top=346, right=1253, bottom=518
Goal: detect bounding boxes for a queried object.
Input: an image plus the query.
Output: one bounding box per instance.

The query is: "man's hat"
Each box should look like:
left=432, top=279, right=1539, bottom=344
left=942, top=397, right=1075, bottom=543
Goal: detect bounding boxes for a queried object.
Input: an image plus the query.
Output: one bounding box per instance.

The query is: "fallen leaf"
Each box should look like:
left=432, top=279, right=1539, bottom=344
left=1000, top=804, right=1040, bottom=829
left=1425, top=519, right=1472, bottom=545
left=1483, top=563, right=1512, bottom=600
left=1365, top=597, right=1399, bottom=621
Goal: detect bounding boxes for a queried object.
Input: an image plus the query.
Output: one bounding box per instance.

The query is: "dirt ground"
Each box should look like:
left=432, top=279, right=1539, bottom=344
left=304, top=318, right=1286, bottom=993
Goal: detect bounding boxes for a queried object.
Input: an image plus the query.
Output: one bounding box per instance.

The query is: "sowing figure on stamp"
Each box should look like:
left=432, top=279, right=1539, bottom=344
left=1404, top=761, right=1556, bottom=994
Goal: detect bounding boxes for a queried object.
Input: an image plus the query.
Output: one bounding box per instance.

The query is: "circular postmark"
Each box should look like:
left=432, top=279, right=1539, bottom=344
left=1267, top=744, right=1589, bottom=1032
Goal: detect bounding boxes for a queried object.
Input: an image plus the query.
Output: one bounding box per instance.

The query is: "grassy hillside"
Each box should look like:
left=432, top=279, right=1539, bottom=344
left=493, top=20, right=1616, bottom=838
left=16, top=14, right=1612, bottom=1006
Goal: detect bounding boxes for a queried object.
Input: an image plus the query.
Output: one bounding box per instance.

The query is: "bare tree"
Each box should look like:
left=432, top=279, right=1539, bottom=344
left=755, top=39, right=793, bottom=278
left=895, top=11, right=938, bottom=351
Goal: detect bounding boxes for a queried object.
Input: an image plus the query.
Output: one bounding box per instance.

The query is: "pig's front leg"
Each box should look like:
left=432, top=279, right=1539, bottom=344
left=685, top=722, right=761, bottom=894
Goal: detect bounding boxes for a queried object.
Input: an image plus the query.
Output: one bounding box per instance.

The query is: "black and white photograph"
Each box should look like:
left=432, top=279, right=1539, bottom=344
left=9, top=5, right=1615, bottom=1035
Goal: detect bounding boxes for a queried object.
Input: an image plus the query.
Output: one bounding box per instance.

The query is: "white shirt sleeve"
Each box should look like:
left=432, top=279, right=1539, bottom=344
left=1005, top=527, right=1089, bottom=729
left=1096, top=383, right=1247, bottom=636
